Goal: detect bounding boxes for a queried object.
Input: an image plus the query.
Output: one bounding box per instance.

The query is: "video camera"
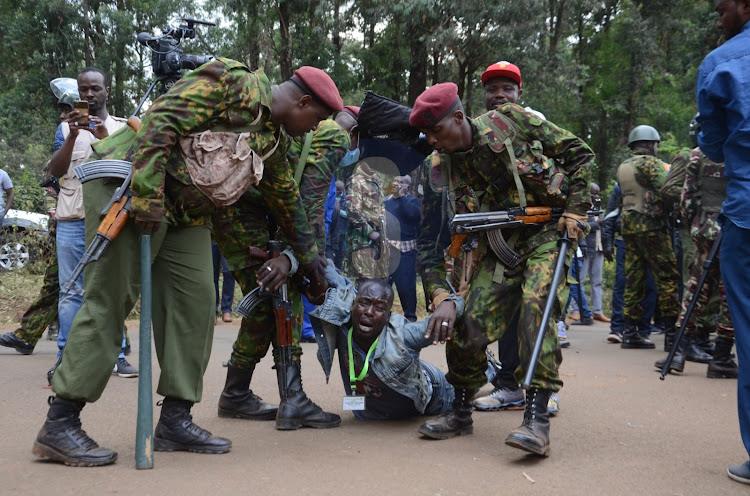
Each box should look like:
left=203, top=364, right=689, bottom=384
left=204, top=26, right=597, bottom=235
left=137, top=18, right=215, bottom=93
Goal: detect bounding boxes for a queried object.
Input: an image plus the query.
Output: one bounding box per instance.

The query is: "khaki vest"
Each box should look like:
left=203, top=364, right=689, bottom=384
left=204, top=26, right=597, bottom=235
left=57, top=116, right=128, bottom=220
left=617, top=159, right=646, bottom=214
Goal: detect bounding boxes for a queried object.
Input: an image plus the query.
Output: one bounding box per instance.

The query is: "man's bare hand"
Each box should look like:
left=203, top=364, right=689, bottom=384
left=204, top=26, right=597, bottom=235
left=424, top=299, right=457, bottom=344
left=257, top=255, right=291, bottom=291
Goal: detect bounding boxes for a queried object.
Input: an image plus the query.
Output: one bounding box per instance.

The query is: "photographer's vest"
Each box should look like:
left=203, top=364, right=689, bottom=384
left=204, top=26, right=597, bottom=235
left=617, top=157, right=648, bottom=215
left=57, top=115, right=128, bottom=220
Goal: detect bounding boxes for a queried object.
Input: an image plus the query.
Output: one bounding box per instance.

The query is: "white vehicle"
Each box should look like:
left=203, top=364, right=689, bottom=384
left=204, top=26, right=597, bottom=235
left=1, top=209, right=51, bottom=271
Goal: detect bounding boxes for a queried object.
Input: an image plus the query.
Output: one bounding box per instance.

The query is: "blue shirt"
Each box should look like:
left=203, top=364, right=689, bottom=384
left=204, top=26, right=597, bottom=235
left=696, top=22, right=750, bottom=228
left=53, top=123, right=65, bottom=152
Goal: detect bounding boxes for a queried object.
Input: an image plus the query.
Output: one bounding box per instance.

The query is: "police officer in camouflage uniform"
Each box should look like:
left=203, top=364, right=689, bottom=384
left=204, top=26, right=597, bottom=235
left=655, top=123, right=736, bottom=377
left=658, top=117, right=719, bottom=362
left=412, top=83, right=593, bottom=456
left=32, top=58, right=339, bottom=467
left=617, top=125, right=681, bottom=350
left=214, top=114, right=349, bottom=429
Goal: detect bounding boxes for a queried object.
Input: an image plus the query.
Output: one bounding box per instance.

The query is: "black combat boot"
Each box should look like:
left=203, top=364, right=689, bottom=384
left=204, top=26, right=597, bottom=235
left=505, top=388, right=552, bottom=456
left=154, top=397, right=231, bottom=453
left=654, top=337, right=686, bottom=374
left=707, top=337, right=738, bottom=379
left=621, top=318, right=655, bottom=349
left=32, top=396, right=117, bottom=466
left=218, top=363, right=278, bottom=420
left=0, top=332, right=34, bottom=355
left=685, top=334, right=713, bottom=363
left=275, top=360, right=341, bottom=430
left=694, top=327, right=716, bottom=356
left=418, top=388, right=474, bottom=440
left=659, top=317, right=678, bottom=352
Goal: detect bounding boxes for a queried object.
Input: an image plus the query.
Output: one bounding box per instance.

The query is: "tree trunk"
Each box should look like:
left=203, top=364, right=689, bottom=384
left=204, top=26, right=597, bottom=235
left=278, top=0, right=292, bottom=81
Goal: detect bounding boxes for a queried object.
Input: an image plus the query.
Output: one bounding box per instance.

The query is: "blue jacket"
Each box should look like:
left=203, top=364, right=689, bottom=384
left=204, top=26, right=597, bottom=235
left=697, top=21, right=750, bottom=228
left=309, top=267, right=464, bottom=414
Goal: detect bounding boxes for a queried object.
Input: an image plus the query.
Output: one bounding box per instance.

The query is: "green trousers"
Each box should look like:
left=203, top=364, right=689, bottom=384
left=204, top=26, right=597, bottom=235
left=52, top=178, right=215, bottom=403
left=679, top=226, right=720, bottom=332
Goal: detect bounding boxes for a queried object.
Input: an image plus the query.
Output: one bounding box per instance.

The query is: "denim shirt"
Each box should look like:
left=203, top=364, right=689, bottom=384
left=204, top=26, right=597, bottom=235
left=309, top=266, right=464, bottom=413
left=696, top=22, right=750, bottom=228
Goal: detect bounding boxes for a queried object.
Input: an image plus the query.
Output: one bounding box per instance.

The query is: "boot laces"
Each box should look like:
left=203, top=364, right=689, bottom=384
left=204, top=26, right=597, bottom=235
left=66, top=417, right=99, bottom=451
left=179, top=413, right=213, bottom=438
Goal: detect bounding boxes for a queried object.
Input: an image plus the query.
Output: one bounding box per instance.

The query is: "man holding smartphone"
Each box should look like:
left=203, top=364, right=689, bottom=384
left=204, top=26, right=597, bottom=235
left=47, top=67, right=136, bottom=381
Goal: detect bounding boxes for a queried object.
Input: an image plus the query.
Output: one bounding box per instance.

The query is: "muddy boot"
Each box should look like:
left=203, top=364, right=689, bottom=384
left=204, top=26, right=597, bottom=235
left=154, top=397, right=231, bottom=454
left=707, top=337, right=738, bottom=379
left=218, top=363, right=277, bottom=420
left=32, top=396, right=117, bottom=466
left=621, top=318, right=655, bottom=349
left=275, top=360, right=341, bottom=430
left=505, top=388, right=552, bottom=456
left=654, top=337, right=686, bottom=374
left=418, top=388, right=474, bottom=440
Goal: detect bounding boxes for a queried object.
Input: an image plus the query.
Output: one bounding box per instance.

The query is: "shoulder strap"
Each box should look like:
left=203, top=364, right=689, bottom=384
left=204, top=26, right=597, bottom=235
left=294, top=131, right=314, bottom=186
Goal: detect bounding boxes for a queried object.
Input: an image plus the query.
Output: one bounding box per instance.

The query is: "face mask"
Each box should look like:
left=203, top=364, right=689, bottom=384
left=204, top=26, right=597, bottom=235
left=338, top=147, right=360, bottom=167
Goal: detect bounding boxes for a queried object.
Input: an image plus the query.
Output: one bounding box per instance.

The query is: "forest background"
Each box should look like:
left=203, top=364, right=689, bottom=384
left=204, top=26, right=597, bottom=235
left=0, top=0, right=721, bottom=212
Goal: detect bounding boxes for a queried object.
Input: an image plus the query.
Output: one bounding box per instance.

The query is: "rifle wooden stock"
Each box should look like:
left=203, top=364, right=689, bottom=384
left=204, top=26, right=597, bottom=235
left=448, top=234, right=467, bottom=258
left=98, top=194, right=131, bottom=241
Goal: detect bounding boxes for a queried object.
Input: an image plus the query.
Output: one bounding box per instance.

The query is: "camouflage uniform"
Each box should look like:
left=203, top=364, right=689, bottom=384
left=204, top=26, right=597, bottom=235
left=617, top=150, right=680, bottom=323
left=10, top=219, right=58, bottom=347
left=213, top=118, right=349, bottom=369
left=345, top=163, right=389, bottom=282
left=52, top=58, right=317, bottom=403
left=662, top=148, right=720, bottom=331
left=418, top=104, right=593, bottom=392
left=677, top=149, right=733, bottom=338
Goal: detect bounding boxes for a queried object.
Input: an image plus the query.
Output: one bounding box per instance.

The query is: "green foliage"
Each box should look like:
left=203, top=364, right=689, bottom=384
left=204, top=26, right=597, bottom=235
left=0, top=0, right=719, bottom=197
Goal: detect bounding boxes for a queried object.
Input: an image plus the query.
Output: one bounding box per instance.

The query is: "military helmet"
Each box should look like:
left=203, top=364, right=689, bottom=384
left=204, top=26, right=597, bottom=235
left=627, top=125, right=660, bottom=146
left=688, top=113, right=700, bottom=148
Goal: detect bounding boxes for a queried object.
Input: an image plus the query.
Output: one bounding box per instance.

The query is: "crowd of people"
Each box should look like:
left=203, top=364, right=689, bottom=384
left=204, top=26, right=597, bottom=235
left=0, top=0, right=747, bottom=485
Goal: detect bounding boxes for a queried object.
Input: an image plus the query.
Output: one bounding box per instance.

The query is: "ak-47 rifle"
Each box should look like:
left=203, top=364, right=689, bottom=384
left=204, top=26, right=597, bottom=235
left=236, top=241, right=295, bottom=397
left=448, top=206, right=562, bottom=267
left=60, top=159, right=133, bottom=294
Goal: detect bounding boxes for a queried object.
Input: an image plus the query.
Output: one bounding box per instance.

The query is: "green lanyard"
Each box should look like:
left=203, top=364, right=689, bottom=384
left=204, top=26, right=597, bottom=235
left=347, top=329, right=380, bottom=393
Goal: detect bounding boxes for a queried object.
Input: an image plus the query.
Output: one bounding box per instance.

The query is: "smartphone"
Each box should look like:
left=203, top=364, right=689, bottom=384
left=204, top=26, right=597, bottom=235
left=73, top=99, right=89, bottom=124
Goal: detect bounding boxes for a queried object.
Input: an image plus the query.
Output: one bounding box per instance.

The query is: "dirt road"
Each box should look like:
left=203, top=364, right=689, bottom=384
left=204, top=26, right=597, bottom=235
left=0, top=321, right=746, bottom=495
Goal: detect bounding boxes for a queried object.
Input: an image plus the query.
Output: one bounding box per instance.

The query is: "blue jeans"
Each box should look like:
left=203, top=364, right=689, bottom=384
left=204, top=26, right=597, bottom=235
left=567, top=255, right=592, bottom=319
left=388, top=249, right=418, bottom=322
left=719, top=219, right=750, bottom=458
left=611, top=238, right=658, bottom=334
left=212, top=242, right=235, bottom=313
left=56, top=220, right=85, bottom=358
left=423, top=360, right=455, bottom=416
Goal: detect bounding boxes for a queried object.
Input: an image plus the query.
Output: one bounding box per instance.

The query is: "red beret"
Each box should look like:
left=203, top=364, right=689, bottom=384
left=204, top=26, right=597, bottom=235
left=291, top=66, right=344, bottom=113
left=481, top=61, right=522, bottom=87
left=342, top=105, right=360, bottom=118
left=409, top=82, right=459, bottom=129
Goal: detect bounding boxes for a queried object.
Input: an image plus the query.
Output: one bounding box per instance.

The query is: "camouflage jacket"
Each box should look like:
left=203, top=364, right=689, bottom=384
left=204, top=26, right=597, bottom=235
left=346, top=164, right=386, bottom=252
left=130, top=57, right=317, bottom=265
left=680, top=148, right=727, bottom=242
left=286, top=119, right=349, bottom=254
left=418, top=104, right=594, bottom=299
left=213, top=119, right=348, bottom=270
left=662, top=148, right=691, bottom=211
left=617, top=150, right=669, bottom=235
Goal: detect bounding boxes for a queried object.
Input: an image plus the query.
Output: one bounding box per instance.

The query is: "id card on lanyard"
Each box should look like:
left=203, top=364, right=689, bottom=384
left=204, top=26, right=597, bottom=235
left=343, top=328, right=379, bottom=411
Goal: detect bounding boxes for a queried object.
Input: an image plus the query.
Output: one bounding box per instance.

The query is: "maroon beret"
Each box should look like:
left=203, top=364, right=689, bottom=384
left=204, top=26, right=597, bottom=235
left=291, top=66, right=343, bottom=113
left=409, top=82, right=459, bottom=129
left=342, top=105, right=360, bottom=118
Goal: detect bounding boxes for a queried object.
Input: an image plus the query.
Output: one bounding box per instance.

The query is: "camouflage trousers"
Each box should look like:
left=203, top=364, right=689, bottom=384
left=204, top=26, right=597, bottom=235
left=622, top=230, right=681, bottom=321
left=229, top=266, right=304, bottom=370
left=680, top=226, right=720, bottom=332
left=678, top=235, right=733, bottom=338
left=446, top=240, right=567, bottom=392
left=347, top=246, right=389, bottom=284
left=13, top=221, right=58, bottom=347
